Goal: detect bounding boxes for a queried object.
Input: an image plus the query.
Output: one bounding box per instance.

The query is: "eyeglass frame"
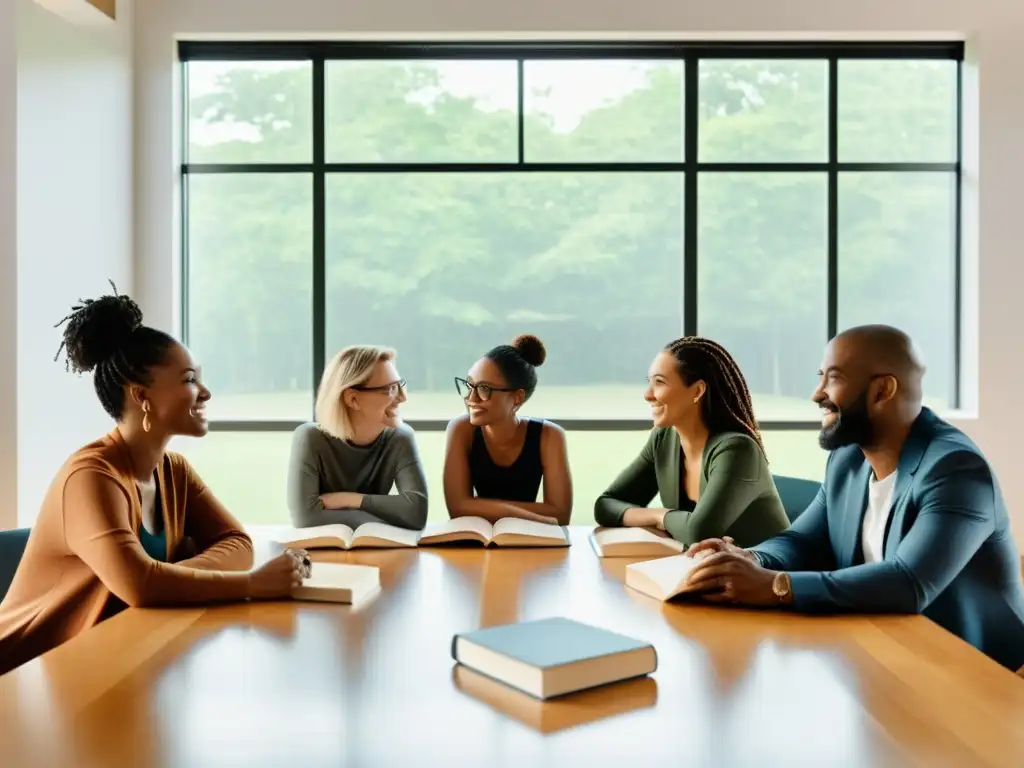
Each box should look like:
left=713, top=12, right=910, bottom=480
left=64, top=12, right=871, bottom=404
left=351, top=379, right=407, bottom=397
left=454, top=376, right=519, bottom=402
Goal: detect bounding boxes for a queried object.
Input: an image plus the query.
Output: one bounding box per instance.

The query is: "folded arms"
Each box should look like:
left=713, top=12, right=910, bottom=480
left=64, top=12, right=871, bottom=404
left=287, top=426, right=429, bottom=530
left=443, top=418, right=573, bottom=526
left=595, top=432, right=774, bottom=546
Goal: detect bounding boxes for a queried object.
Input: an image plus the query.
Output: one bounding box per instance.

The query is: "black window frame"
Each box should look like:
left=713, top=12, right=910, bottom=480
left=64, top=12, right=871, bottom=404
left=178, top=39, right=965, bottom=433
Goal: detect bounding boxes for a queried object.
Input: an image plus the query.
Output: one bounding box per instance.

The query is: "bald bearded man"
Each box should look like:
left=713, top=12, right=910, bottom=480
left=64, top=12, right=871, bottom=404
left=683, top=325, right=1024, bottom=672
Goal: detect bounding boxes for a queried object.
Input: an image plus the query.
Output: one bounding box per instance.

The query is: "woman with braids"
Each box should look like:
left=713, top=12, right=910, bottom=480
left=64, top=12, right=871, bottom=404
left=594, top=337, right=789, bottom=547
left=444, top=334, right=573, bottom=525
left=0, top=285, right=310, bottom=675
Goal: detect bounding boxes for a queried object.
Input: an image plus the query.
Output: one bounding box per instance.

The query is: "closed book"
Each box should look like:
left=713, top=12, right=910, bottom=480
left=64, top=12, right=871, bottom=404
left=291, top=562, right=381, bottom=605
left=451, top=617, right=657, bottom=700
left=625, top=554, right=705, bottom=602
left=589, top=526, right=685, bottom=557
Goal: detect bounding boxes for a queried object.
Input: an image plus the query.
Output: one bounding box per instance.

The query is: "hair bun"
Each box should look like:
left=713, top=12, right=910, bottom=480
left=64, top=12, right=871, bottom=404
left=57, top=287, right=143, bottom=373
left=512, top=334, right=546, bottom=367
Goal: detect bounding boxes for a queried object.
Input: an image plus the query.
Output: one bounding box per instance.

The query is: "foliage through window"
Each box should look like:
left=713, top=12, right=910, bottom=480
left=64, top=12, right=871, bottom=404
left=182, top=43, right=962, bottom=426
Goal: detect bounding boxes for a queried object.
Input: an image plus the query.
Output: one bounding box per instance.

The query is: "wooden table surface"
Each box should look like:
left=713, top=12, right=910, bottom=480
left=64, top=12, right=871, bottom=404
left=3, top=526, right=1024, bottom=767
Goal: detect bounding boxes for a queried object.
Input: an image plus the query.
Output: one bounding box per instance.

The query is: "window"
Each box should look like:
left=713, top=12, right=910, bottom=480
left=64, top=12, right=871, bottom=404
left=180, top=42, right=962, bottom=523
left=186, top=173, right=313, bottom=421
left=323, top=171, right=684, bottom=420
left=326, top=60, right=520, bottom=163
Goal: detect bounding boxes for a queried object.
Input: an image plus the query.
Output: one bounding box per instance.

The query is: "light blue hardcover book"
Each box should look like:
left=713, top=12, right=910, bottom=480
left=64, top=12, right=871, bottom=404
left=451, top=616, right=657, bottom=699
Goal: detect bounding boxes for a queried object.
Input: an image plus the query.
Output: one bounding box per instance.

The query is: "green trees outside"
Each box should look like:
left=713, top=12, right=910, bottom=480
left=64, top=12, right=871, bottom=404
left=185, top=57, right=958, bottom=420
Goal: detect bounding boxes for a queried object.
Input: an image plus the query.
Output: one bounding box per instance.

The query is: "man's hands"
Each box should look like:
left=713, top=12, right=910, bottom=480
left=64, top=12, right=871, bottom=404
left=681, top=537, right=789, bottom=607
left=684, top=535, right=754, bottom=561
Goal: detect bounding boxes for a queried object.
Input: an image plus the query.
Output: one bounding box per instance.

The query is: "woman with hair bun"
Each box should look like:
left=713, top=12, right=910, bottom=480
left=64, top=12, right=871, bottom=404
left=443, top=334, right=573, bottom=525
left=0, top=284, right=309, bottom=676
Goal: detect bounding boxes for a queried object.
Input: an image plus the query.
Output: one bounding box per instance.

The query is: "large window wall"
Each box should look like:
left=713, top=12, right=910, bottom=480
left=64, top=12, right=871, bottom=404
left=177, top=41, right=962, bottom=524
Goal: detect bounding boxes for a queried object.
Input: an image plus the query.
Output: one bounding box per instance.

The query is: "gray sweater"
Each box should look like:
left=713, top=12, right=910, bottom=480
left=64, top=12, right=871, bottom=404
left=287, top=422, right=428, bottom=530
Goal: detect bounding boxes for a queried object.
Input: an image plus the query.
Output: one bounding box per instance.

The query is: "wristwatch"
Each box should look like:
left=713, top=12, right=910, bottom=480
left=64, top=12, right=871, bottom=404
left=772, top=571, right=792, bottom=601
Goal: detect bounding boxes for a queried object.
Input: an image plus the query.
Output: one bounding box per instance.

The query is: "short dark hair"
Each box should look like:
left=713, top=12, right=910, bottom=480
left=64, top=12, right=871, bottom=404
left=665, top=336, right=765, bottom=455
left=54, top=282, right=178, bottom=420
left=483, top=334, right=547, bottom=401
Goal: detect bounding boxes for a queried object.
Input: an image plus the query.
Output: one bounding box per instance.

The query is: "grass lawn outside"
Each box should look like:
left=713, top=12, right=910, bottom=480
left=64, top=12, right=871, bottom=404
left=172, top=422, right=828, bottom=527
left=199, top=384, right=826, bottom=422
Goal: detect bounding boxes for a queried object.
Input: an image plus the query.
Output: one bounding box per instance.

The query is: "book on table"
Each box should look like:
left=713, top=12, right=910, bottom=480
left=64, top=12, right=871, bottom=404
left=625, top=553, right=707, bottom=602
left=273, top=522, right=421, bottom=550
left=589, top=526, right=685, bottom=557
left=419, top=517, right=569, bottom=548
left=451, top=616, right=657, bottom=700
left=291, top=562, right=381, bottom=604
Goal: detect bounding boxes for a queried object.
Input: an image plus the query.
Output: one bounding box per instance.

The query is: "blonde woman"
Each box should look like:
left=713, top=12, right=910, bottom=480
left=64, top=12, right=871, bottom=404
left=287, top=345, right=428, bottom=530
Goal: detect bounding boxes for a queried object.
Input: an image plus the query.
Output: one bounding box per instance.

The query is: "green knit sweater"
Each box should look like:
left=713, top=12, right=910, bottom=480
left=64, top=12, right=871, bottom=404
left=594, top=428, right=789, bottom=547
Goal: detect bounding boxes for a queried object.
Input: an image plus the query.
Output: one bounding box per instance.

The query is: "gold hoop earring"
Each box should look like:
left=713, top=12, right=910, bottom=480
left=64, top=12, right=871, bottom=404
left=142, top=401, right=151, bottom=433
left=693, top=397, right=700, bottom=404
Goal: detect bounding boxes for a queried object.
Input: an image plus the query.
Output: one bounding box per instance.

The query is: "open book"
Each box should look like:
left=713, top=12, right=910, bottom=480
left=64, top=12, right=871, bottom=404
left=589, top=527, right=685, bottom=558
left=292, top=562, right=381, bottom=604
left=625, top=553, right=707, bottom=602
left=419, top=517, right=569, bottom=548
left=274, top=522, right=420, bottom=550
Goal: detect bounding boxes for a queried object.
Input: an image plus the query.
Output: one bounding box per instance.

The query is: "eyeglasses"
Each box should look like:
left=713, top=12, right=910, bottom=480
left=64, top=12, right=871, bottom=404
left=454, top=377, right=517, bottom=402
left=352, top=379, right=406, bottom=397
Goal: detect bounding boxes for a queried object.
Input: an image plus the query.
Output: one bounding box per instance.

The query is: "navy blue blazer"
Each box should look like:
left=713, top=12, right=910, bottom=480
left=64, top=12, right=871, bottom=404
left=752, top=407, right=1024, bottom=671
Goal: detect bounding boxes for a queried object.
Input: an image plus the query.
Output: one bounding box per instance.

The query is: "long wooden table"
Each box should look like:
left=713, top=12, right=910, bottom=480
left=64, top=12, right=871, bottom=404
left=3, top=527, right=1024, bottom=767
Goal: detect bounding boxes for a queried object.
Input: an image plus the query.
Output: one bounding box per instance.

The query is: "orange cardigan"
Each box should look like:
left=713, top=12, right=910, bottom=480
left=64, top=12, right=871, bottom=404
left=0, top=429, right=254, bottom=676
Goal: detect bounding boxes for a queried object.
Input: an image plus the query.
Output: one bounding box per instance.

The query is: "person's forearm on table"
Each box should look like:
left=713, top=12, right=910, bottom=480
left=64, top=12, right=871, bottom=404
left=449, top=497, right=558, bottom=524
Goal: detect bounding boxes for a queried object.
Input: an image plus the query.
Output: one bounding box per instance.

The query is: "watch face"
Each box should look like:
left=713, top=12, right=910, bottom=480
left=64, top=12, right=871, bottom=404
left=773, top=573, right=789, bottom=596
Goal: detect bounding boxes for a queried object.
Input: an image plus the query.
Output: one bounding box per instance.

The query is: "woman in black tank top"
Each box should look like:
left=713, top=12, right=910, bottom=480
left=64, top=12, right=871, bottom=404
left=443, top=334, right=573, bottom=525
left=469, top=418, right=544, bottom=502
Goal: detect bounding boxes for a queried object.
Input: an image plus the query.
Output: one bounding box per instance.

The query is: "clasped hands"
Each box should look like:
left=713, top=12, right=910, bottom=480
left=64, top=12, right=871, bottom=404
left=678, top=536, right=786, bottom=608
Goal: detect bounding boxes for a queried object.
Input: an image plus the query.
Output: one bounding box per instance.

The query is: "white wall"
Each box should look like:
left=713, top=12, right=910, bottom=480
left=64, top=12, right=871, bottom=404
left=14, top=0, right=133, bottom=525
left=134, top=0, right=1024, bottom=540
left=1, top=2, right=19, bottom=529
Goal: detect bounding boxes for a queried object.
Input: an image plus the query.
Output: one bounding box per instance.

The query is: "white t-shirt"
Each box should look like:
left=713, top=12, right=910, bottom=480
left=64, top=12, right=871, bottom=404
left=861, top=470, right=897, bottom=564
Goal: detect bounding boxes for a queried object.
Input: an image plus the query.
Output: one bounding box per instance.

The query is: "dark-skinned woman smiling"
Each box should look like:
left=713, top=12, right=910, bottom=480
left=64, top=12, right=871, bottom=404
left=444, top=334, right=573, bottom=526
left=0, top=287, right=307, bottom=676
left=594, top=337, right=789, bottom=548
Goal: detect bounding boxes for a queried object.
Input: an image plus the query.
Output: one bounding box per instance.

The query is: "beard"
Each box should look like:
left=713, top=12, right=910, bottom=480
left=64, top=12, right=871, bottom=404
left=818, top=389, right=876, bottom=450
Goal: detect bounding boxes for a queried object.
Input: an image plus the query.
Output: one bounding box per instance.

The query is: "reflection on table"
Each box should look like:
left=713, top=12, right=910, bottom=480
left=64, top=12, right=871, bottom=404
left=1, top=527, right=1023, bottom=767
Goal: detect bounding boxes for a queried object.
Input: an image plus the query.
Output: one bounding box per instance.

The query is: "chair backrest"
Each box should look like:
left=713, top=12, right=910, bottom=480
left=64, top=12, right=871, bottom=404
left=772, top=475, right=821, bottom=523
left=0, top=528, right=31, bottom=601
